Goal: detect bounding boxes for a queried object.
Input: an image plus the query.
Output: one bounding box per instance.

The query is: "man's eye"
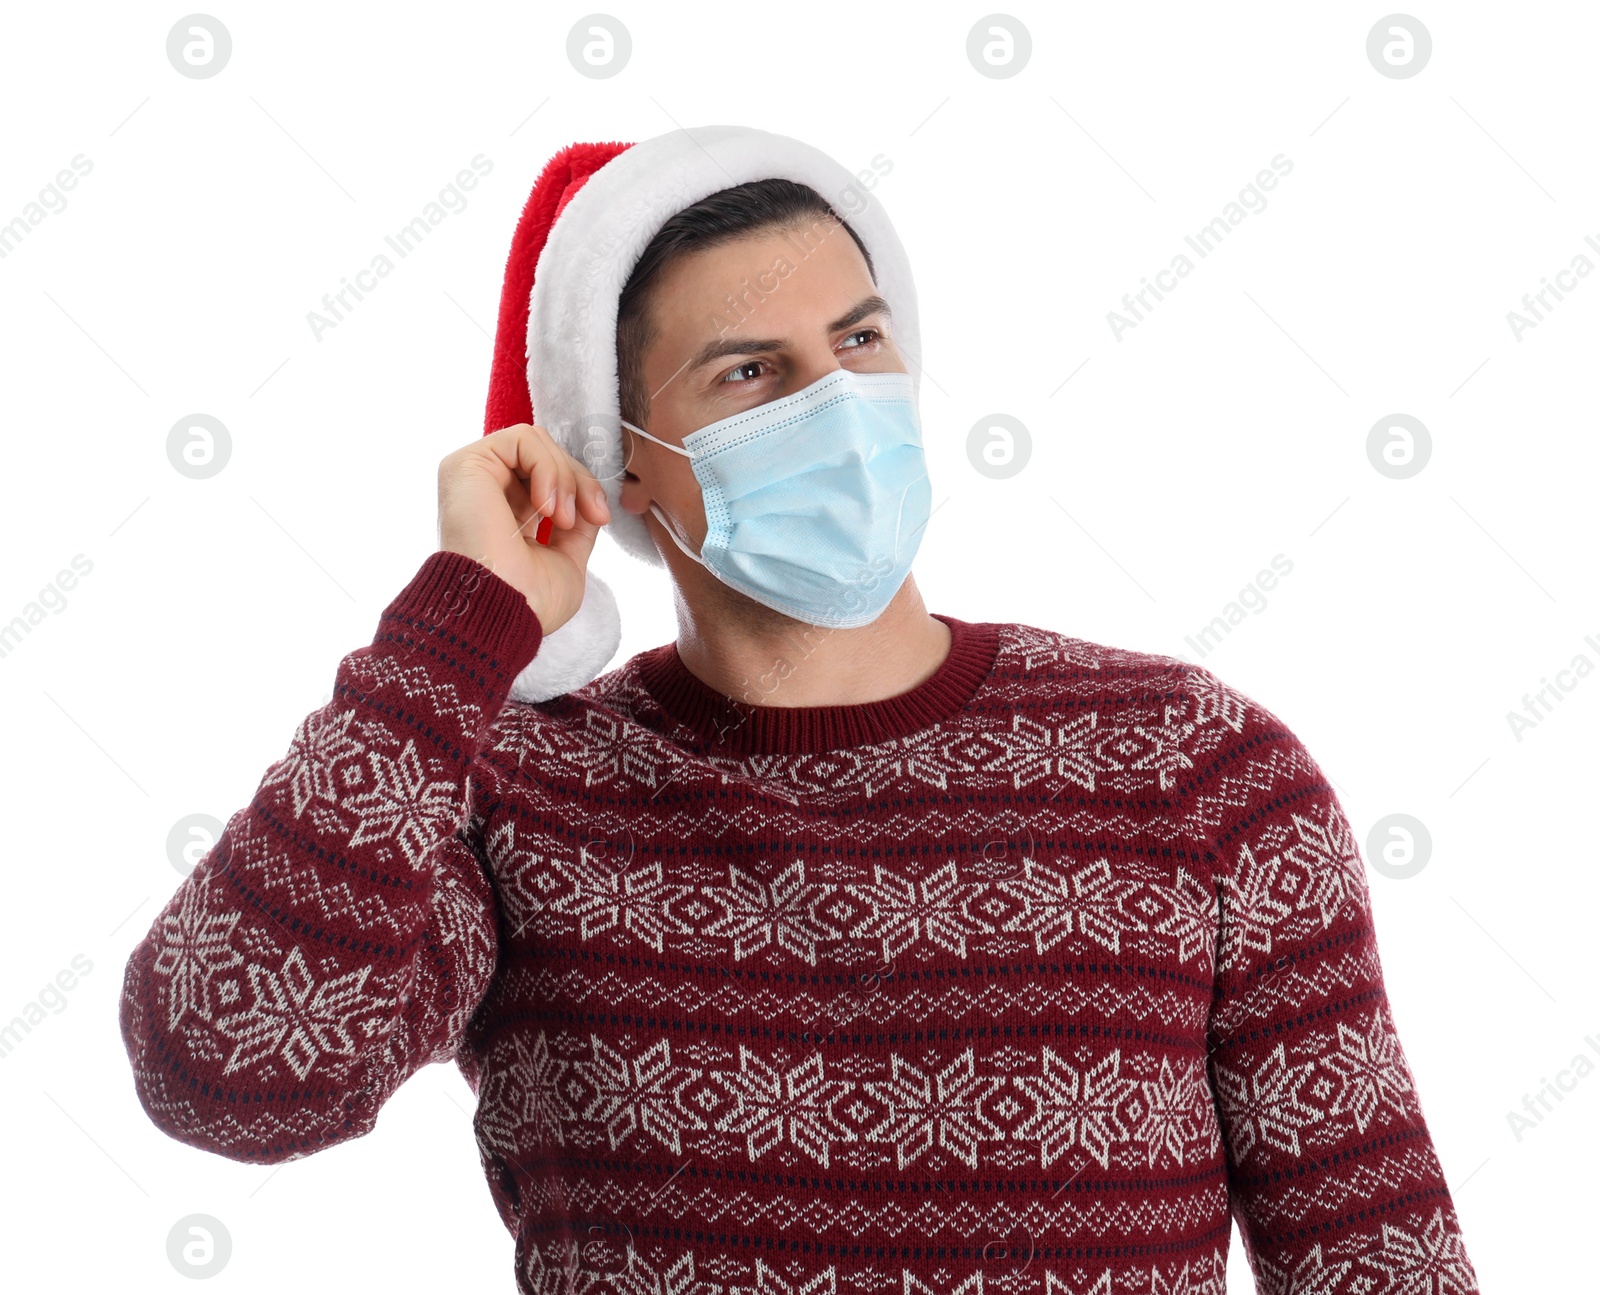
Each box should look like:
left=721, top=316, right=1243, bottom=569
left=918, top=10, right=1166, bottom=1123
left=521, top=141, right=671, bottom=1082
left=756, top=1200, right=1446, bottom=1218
left=840, top=328, right=881, bottom=350
left=722, top=361, right=765, bottom=384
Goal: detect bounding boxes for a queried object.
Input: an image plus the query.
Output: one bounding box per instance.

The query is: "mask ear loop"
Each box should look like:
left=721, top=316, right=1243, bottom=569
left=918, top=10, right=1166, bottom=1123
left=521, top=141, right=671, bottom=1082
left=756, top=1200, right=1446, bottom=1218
left=620, top=418, right=692, bottom=458
left=621, top=418, right=708, bottom=568
left=648, top=503, right=708, bottom=568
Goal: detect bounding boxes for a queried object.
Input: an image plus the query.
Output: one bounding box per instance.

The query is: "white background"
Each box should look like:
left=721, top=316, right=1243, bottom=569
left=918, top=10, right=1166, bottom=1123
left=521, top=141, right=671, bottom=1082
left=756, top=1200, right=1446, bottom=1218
left=1, top=1, right=1593, bottom=1289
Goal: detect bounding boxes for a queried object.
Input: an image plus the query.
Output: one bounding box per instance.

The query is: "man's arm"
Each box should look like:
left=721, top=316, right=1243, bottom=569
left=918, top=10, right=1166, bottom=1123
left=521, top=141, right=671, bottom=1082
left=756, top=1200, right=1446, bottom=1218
left=1178, top=664, right=1481, bottom=1292
left=118, top=550, right=542, bottom=1164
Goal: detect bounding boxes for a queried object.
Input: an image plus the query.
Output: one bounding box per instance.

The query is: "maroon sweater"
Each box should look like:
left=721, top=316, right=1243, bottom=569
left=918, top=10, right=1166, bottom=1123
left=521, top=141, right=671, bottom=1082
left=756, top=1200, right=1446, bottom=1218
left=119, top=550, right=1480, bottom=1294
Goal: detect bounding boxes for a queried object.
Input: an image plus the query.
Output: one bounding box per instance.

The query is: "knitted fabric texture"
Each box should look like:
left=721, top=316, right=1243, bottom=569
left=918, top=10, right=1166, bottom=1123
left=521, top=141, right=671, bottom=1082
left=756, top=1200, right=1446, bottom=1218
left=119, top=551, right=1480, bottom=1295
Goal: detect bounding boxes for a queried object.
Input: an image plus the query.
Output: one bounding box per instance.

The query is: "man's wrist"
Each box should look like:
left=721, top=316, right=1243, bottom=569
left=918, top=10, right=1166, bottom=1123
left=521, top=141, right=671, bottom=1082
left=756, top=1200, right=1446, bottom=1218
left=394, top=550, right=545, bottom=674
left=435, top=545, right=545, bottom=620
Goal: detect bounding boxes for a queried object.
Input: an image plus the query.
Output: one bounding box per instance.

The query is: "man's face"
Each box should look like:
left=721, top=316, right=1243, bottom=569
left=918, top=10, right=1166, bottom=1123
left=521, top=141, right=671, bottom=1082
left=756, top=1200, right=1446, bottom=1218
left=618, top=220, right=907, bottom=588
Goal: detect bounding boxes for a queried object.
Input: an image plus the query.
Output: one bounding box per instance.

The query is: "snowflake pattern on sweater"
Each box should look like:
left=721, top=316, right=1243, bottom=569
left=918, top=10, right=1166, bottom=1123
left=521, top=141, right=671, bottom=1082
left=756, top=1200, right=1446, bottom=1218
left=119, top=552, right=1480, bottom=1295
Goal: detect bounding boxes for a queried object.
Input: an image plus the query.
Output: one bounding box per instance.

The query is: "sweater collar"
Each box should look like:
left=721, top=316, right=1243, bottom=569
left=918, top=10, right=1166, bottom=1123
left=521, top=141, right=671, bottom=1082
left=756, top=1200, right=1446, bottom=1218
left=634, top=614, right=1000, bottom=756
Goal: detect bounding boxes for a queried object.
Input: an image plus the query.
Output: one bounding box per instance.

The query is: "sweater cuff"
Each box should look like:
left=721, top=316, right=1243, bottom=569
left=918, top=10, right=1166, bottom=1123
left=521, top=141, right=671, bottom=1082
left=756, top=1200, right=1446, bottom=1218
left=377, top=550, right=545, bottom=699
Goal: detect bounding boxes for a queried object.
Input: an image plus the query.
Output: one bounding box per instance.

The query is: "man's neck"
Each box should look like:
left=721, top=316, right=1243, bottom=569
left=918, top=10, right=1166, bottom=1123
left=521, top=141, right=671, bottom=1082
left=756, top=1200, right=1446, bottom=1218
left=671, top=575, right=953, bottom=709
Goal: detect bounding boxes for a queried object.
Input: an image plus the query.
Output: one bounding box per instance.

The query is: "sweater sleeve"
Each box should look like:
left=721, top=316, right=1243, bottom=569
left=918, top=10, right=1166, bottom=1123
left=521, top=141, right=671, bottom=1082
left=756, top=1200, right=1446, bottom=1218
left=1178, top=664, right=1482, bottom=1293
left=118, top=550, right=542, bottom=1164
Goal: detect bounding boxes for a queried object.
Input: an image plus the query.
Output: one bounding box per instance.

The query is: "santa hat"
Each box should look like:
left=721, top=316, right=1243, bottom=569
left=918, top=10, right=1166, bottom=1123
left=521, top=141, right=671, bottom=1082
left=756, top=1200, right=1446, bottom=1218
left=482, top=123, right=921, bottom=705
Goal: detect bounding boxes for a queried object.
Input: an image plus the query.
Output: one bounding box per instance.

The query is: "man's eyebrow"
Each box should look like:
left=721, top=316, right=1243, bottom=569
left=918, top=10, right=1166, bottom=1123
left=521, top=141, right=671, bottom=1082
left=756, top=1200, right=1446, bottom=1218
left=686, top=294, right=894, bottom=373
left=827, top=293, right=893, bottom=335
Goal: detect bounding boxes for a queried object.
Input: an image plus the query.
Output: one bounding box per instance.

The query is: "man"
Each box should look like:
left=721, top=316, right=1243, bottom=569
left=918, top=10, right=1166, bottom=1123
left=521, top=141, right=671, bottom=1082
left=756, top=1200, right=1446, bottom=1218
left=120, top=125, right=1480, bottom=1294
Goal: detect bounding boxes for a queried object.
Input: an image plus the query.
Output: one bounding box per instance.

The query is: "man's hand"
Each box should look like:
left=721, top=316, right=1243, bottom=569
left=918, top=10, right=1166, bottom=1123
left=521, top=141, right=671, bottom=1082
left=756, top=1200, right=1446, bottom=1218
left=437, top=424, right=612, bottom=632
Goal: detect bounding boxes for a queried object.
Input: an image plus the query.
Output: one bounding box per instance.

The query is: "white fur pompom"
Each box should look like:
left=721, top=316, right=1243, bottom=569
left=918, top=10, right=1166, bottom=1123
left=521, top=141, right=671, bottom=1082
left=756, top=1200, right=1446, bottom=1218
left=506, top=571, right=622, bottom=705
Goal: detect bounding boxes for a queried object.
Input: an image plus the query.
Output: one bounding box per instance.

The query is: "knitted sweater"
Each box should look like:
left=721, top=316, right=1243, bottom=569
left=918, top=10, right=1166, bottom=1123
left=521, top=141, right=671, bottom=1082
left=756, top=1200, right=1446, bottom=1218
left=119, top=550, right=1480, bottom=1295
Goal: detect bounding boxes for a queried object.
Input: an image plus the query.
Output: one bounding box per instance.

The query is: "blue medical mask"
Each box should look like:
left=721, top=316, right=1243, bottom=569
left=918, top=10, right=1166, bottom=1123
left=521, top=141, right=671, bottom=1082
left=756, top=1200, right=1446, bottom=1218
left=621, top=368, right=932, bottom=628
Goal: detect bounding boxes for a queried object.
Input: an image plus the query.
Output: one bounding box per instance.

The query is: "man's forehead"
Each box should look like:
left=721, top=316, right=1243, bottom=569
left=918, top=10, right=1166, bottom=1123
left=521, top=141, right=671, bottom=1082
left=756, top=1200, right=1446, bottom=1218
left=660, top=223, right=871, bottom=308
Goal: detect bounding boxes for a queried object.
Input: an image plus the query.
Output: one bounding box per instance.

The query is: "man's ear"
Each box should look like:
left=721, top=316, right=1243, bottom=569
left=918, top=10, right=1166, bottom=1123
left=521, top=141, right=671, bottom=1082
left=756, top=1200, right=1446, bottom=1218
left=617, top=469, right=651, bottom=516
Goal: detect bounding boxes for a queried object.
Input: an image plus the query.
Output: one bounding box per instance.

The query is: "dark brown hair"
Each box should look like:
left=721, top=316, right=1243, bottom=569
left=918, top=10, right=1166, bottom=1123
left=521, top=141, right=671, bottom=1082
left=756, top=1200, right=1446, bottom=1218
left=615, top=178, right=876, bottom=430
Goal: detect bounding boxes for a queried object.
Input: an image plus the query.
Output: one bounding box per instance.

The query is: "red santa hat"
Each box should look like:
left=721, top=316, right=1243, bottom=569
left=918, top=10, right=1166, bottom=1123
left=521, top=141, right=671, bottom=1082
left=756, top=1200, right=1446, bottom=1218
left=482, top=124, right=921, bottom=704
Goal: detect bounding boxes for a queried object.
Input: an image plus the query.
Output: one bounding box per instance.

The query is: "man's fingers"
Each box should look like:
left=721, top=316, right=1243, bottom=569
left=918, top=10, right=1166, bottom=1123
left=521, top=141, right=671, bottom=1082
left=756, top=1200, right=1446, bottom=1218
left=505, top=473, right=541, bottom=540
left=458, top=424, right=611, bottom=533
left=553, top=457, right=577, bottom=529
left=578, top=479, right=613, bottom=525
left=546, top=503, right=601, bottom=561
left=529, top=456, right=558, bottom=517
left=540, top=445, right=608, bottom=531
left=572, top=453, right=614, bottom=523
left=565, top=450, right=612, bottom=524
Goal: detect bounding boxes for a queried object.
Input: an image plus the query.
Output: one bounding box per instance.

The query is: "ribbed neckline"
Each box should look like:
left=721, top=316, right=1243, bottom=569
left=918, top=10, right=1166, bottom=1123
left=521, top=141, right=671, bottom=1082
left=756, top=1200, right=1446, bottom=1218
left=635, top=614, right=999, bottom=756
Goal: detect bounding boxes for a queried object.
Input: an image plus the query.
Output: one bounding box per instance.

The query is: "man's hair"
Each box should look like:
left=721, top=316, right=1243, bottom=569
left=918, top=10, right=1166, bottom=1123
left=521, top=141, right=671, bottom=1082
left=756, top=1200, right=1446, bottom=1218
left=615, top=177, right=876, bottom=430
